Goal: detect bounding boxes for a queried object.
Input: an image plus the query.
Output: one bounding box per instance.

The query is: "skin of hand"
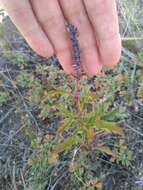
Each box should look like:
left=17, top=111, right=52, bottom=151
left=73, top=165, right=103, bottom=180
left=0, top=0, right=121, bottom=76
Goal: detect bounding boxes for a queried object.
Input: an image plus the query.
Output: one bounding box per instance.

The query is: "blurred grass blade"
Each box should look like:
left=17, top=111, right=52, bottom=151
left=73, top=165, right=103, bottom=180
left=122, top=37, right=143, bottom=41
left=54, top=135, right=78, bottom=153
left=57, top=118, right=73, bottom=134
left=103, top=108, right=119, bottom=121
left=96, top=145, right=116, bottom=158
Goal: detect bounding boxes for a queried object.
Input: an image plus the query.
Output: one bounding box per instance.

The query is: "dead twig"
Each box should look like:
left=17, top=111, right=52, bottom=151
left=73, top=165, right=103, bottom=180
left=124, top=123, right=143, bottom=137
left=0, top=107, right=15, bottom=124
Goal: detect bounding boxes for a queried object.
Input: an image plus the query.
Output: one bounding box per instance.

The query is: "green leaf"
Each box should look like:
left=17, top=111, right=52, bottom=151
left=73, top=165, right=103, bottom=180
left=92, top=117, right=124, bottom=135
left=28, top=83, right=44, bottom=104
left=57, top=104, right=76, bottom=118
left=54, top=135, right=78, bottom=153
left=47, top=88, right=65, bottom=97
left=83, top=109, right=98, bottom=127
left=103, top=108, right=119, bottom=121
left=103, top=122, right=124, bottom=135
left=16, top=72, right=34, bottom=87
left=0, top=90, right=9, bottom=106
left=57, top=118, right=73, bottom=134
left=25, top=128, right=41, bottom=149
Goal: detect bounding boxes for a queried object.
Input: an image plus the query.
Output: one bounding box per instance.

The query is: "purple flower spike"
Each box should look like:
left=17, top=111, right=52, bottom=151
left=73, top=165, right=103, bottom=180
left=67, top=23, right=81, bottom=79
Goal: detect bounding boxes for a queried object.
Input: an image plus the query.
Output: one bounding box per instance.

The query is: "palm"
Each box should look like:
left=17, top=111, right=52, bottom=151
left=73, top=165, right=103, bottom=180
left=0, top=0, right=121, bottom=75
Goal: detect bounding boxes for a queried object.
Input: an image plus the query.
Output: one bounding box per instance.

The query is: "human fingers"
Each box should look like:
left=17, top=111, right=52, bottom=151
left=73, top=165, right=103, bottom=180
left=59, top=0, right=102, bottom=75
left=1, top=0, right=54, bottom=57
left=31, top=0, right=74, bottom=74
left=83, top=0, right=121, bottom=67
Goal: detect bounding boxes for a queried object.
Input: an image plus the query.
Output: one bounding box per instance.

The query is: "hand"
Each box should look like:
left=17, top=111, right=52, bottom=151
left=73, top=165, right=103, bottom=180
left=0, top=0, right=121, bottom=75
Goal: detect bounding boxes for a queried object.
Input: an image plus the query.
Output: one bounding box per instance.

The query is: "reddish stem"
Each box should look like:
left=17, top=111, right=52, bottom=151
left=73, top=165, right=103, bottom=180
left=73, top=77, right=81, bottom=114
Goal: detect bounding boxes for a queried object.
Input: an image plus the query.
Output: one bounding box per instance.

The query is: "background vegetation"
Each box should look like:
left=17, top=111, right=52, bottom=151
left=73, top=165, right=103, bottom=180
left=0, top=1, right=143, bottom=189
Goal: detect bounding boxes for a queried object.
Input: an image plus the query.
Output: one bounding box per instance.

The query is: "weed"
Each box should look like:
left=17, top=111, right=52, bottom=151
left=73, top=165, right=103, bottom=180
left=36, top=64, right=49, bottom=75
left=116, top=147, right=133, bottom=167
left=0, top=89, right=9, bottom=106
left=25, top=138, right=61, bottom=190
left=16, top=71, right=34, bottom=87
left=11, top=52, right=28, bottom=68
left=27, top=80, right=44, bottom=104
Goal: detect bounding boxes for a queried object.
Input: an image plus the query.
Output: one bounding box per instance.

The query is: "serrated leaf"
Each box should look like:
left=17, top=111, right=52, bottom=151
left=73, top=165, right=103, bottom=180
left=93, top=117, right=124, bottom=135
left=103, top=122, right=123, bottom=135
